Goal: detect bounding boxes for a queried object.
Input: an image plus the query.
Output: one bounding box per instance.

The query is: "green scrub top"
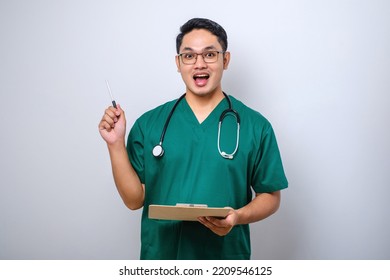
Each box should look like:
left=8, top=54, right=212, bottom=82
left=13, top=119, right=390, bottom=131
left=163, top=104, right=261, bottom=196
left=127, top=95, right=288, bottom=260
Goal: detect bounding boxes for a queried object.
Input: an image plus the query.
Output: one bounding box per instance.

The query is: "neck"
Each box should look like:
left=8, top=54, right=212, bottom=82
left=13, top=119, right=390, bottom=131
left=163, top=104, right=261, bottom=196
left=185, top=90, right=225, bottom=124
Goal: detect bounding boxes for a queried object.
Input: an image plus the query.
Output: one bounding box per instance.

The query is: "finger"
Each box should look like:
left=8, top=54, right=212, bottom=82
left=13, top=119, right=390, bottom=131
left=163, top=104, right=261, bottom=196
left=111, top=104, right=126, bottom=126
left=105, top=107, right=118, bottom=121
left=102, top=113, right=116, bottom=127
left=99, top=121, right=113, bottom=132
left=116, top=104, right=125, bottom=119
left=204, top=216, right=225, bottom=227
left=198, top=217, right=212, bottom=228
left=198, top=217, right=223, bottom=232
left=203, top=216, right=235, bottom=234
left=203, top=216, right=231, bottom=230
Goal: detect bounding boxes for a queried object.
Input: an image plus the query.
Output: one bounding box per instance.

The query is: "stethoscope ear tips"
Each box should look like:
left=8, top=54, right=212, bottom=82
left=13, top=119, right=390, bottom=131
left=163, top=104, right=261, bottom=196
left=152, top=144, right=164, bottom=158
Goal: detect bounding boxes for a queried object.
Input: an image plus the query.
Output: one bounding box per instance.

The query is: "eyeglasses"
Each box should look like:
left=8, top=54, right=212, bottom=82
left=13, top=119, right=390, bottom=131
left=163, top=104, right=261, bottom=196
left=178, top=50, right=225, bottom=65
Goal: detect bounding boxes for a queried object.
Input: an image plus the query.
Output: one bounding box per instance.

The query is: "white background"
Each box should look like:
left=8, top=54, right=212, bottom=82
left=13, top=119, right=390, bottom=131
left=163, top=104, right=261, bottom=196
left=0, top=0, right=389, bottom=259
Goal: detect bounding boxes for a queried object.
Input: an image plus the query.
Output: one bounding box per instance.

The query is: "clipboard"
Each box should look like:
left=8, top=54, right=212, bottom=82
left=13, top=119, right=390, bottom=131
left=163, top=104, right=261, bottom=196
left=149, top=204, right=231, bottom=221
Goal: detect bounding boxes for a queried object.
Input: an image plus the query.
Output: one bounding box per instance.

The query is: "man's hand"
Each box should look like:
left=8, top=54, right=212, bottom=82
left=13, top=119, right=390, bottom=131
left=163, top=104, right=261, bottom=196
left=198, top=208, right=238, bottom=236
left=98, top=104, right=126, bottom=145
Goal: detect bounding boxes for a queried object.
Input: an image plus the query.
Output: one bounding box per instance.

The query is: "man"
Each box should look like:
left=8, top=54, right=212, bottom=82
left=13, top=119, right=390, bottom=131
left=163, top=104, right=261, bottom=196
left=99, top=18, right=288, bottom=259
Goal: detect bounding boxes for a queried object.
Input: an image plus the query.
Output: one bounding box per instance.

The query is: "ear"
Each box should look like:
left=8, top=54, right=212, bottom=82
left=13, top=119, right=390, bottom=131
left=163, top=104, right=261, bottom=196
left=223, top=51, right=231, bottom=70
left=175, top=55, right=181, bottom=72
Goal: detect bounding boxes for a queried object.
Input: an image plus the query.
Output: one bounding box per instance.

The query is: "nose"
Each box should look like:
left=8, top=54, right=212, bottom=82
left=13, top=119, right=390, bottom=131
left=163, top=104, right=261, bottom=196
left=194, top=54, right=207, bottom=68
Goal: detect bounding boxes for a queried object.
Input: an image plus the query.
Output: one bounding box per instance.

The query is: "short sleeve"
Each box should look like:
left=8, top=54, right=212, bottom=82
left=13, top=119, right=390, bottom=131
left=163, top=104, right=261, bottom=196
left=127, top=120, right=145, bottom=183
left=251, top=124, right=288, bottom=193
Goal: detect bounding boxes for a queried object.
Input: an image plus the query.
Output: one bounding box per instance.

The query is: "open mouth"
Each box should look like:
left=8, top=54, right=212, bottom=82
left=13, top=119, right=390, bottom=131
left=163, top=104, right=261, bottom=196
left=193, top=74, right=209, bottom=86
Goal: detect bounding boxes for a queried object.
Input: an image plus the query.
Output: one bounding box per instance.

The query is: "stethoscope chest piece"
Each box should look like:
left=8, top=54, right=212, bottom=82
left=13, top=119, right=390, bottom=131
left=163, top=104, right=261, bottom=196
left=152, top=143, right=164, bottom=158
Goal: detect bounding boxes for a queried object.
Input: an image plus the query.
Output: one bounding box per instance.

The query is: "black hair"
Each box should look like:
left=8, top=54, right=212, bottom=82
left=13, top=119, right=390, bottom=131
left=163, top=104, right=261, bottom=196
left=176, top=18, right=228, bottom=54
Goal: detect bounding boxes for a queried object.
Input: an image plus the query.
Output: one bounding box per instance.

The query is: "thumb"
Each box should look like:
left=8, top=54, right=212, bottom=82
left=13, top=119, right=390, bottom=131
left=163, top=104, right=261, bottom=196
left=115, top=104, right=126, bottom=126
left=115, top=104, right=125, bottom=117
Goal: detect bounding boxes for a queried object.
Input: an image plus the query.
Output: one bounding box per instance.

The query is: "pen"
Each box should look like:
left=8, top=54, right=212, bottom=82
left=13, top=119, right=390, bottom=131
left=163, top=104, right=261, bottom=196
left=105, top=80, right=117, bottom=108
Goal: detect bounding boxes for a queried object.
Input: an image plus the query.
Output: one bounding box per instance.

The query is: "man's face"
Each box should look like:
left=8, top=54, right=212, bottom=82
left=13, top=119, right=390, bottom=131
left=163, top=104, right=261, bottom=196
left=176, top=29, right=230, bottom=97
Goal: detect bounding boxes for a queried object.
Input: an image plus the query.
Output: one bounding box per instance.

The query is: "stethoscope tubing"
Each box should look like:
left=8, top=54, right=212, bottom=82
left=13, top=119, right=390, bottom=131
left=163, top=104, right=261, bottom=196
left=152, top=92, right=240, bottom=159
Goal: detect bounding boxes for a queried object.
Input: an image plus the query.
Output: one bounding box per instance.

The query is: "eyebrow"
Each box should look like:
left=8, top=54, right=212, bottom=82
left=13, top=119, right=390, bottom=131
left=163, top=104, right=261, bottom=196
left=180, top=45, right=218, bottom=53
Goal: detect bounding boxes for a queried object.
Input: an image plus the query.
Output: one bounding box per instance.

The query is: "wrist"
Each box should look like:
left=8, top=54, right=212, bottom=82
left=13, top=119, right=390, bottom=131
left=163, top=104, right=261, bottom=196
left=107, top=140, right=126, bottom=152
left=235, top=208, right=246, bottom=225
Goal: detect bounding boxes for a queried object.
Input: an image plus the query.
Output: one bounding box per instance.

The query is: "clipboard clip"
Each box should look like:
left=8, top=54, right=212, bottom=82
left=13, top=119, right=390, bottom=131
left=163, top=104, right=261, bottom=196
left=176, top=203, right=208, bottom=208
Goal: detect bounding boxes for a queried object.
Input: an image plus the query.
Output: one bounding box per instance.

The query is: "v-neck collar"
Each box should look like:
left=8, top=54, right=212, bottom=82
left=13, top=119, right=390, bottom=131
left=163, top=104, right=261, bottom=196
left=179, top=96, right=230, bottom=129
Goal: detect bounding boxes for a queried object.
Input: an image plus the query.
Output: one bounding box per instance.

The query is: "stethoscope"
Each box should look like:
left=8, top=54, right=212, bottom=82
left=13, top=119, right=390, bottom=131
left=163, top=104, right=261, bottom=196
left=152, top=92, right=240, bottom=159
